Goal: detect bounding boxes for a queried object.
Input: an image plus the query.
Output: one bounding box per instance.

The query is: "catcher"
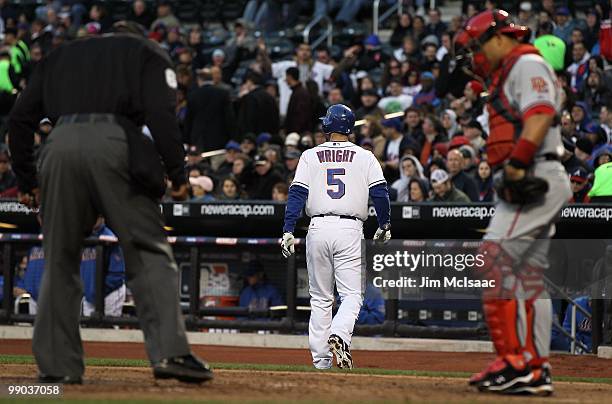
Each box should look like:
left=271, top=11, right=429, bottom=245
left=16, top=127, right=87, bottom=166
left=454, top=10, right=571, bottom=395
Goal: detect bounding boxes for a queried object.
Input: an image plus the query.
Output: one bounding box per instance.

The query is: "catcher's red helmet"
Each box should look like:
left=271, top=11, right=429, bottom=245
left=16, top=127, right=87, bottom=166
left=454, top=10, right=529, bottom=78
left=456, top=9, right=529, bottom=50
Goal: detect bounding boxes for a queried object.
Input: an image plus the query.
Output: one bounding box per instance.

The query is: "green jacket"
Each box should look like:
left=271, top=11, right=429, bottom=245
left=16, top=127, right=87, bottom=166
left=588, top=162, right=612, bottom=198
left=0, top=59, right=15, bottom=93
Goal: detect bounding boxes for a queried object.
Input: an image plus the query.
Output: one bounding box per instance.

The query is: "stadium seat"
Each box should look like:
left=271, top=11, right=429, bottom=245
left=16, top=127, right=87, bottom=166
left=201, top=29, right=230, bottom=49
left=221, top=0, right=247, bottom=21
left=200, top=0, right=220, bottom=23
left=174, top=0, right=201, bottom=24
left=108, top=0, right=132, bottom=22
left=266, top=37, right=294, bottom=59
left=335, top=23, right=368, bottom=48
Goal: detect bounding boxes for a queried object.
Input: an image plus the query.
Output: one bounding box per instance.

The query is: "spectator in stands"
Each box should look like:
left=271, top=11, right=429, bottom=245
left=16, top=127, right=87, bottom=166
left=567, top=42, right=590, bottom=92
left=452, top=80, right=484, bottom=120
left=390, top=13, right=413, bottom=47
left=264, top=42, right=333, bottom=120
left=283, top=150, right=300, bottom=183
left=325, top=88, right=346, bottom=109
left=243, top=154, right=284, bottom=199
left=600, top=103, right=612, bottom=142
left=0, top=147, right=17, bottom=198
left=411, top=15, right=426, bottom=43
left=412, top=71, right=440, bottom=109
left=476, top=160, right=495, bottom=202
left=550, top=296, right=592, bottom=353
left=582, top=69, right=611, bottom=117
left=575, top=137, right=594, bottom=166
left=408, top=178, right=429, bottom=202
left=189, top=176, right=215, bottom=202
left=240, top=133, right=257, bottom=157
left=86, top=3, right=112, bottom=33
left=239, top=260, right=283, bottom=311
left=420, top=40, right=439, bottom=72
left=441, top=109, right=458, bottom=138
left=517, top=2, right=537, bottom=37
left=216, top=141, right=242, bottom=178
left=360, top=115, right=385, bottom=159
left=381, top=117, right=406, bottom=183
left=151, top=0, right=179, bottom=30
left=80, top=218, right=126, bottom=317
left=554, top=6, right=578, bottom=44
left=425, top=8, right=447, bottom=39
left=271, top=182, right=288, bottom=202
left=459, top=145, right=478, bottom=178
left=393, top=36, right=419, bottom=65
left=283, top=67, right=313, bottom=133
left=391, top=155, right=424, bottom=202
left=356, top=283, right=385, bottom=325
left=378, top=79, right=413, bottom=113
left=569, top=167, right=591, bottom=203
left=571, top=102, right=592, bottom=133
left=232, top=155, right=250, bottom=178
left=12, top=255, right=27, bottom=298
left=184, top=68, right=236, bottom=152
left=419, top=114, right=447, bottom=167
left=128, top=0, right=154, bottom=30
left=588, top=156, right=612, bottom=202
left=436, top=32, right=452, bottom=62
left=584, top=9, right=600, bottom=51
left=404, top=106, right=423, bottom=140
left=357, top=34, right=387, bottom=72
left=355, top=88, right=383, bottom=120
left=446, top=149, right=479, bottom=202
left=218, top=177, right=243, bottom=200
left=403, top=69, right=422, bottom=97
left=463, top=119, right=486, bottom=152
left=237, top=70, right=280, bottom=138
left=564, top=28, right=586, bottom=69
left=429, top=169, right=470, bottom=203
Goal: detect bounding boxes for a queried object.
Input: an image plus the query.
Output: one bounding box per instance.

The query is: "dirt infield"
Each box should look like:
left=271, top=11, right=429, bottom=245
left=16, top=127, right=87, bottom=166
left=2, top=339, right=612, bottom=379
left=2, top=339, right=612, bottom=402
left=3, top=364, right=612, bottom=403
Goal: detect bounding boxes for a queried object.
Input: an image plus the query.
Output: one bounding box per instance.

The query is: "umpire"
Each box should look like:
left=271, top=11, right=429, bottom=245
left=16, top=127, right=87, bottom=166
left=8, top=24, right=213, bottom=384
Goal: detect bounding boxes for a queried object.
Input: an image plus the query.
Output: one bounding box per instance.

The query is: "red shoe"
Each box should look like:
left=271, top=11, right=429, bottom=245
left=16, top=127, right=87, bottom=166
left=468, top=357, right=505, bottom=386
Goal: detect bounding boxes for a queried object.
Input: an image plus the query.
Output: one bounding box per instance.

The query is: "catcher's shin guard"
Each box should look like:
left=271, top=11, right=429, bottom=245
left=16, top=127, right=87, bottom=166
left=518, top=265, right=551, bottom=368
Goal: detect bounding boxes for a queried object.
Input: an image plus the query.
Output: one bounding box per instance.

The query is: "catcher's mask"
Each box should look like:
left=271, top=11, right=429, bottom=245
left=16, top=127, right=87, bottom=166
left=454, top=9, right=530, bottom=79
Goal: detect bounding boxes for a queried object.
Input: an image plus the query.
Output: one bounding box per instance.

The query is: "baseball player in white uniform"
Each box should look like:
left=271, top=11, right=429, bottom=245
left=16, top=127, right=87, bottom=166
left=281, top=104, right=391, bottom=370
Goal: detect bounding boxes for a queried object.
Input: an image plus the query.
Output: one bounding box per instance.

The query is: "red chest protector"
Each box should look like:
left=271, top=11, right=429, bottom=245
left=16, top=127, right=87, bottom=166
left=486, top=45, right=542, bottom=167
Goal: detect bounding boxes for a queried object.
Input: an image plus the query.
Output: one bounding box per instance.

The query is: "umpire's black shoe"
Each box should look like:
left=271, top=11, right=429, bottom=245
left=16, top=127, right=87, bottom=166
left=477, top=356, right=533, bottom=393
left=153, top=353, right=214, bottom=383
left=38, top=374, right=83, bottom=384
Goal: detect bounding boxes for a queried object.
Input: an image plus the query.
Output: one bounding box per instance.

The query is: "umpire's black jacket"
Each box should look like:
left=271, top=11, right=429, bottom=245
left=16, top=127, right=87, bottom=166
left=8, top=34, right=186, bottom=194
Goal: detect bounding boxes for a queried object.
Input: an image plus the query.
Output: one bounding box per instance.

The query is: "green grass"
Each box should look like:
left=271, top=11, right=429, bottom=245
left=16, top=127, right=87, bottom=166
left=2, top=354, right=611, bottom=385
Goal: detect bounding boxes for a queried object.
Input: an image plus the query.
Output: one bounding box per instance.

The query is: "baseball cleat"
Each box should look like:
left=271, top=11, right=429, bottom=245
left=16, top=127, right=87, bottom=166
left=476, top=356, right=533, bottom=393
left=328, top=334, right=353, bottom=369
left=468, top=357, right=505, bottom=386
left=153, top=353, right=214, bottom=383
left=505, top=364, right=553, bottom=396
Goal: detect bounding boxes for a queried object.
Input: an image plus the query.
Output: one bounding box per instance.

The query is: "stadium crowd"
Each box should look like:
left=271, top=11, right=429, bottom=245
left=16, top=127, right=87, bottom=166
left=0, top=0, right=610, bottom=203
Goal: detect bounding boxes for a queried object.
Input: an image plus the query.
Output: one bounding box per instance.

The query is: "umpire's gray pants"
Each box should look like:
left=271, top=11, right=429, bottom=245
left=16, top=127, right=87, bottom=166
left=33, top=121, right=190, bottom=378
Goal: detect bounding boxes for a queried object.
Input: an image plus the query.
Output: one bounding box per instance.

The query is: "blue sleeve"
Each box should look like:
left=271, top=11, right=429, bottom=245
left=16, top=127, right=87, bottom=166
left=283, top=184, right=308, bottom=233
left=369, top=183, right=390, bottom=228
left=266, top=284, right=284, bottom=306
left=239, top=287, right=253, bottom=308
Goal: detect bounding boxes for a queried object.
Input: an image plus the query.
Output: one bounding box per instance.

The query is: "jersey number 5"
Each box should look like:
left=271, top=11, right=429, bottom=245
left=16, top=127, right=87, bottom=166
left=326, top=168, right=345, bottom=199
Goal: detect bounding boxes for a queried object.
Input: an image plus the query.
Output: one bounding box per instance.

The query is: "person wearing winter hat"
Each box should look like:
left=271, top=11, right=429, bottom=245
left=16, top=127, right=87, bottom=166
left=391, top=155, right=425, bottom=202
left=189, top=176, right=215, bottom=202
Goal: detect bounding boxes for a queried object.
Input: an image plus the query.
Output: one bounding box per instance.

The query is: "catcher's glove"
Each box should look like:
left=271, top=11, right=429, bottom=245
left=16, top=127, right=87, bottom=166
left=495, top=170, right=549, bottom=205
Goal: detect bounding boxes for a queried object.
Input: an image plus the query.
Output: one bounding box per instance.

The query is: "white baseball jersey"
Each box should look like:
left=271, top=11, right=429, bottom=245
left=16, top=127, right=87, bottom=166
left=291, top=141, right=385, bottom=220
left=502, top=53, right=564, bottom=157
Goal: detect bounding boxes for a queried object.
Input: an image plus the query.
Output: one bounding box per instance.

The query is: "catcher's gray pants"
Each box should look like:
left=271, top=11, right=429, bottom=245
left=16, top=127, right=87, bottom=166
left=306, top=216, right=365, bottom=369
left=485, top=160, right=572, bottom=361
left=33, top=121, right=190, bottom=378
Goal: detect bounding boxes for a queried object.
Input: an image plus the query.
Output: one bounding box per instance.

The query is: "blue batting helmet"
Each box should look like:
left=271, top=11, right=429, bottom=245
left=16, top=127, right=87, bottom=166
left=319, top=104, right=355, bottom=135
